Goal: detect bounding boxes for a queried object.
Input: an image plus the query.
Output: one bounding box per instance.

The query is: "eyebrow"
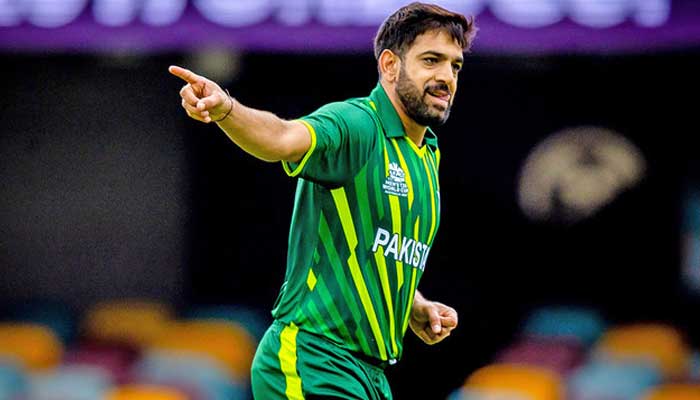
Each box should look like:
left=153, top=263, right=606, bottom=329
left=417, top=50, right=464, bottom=64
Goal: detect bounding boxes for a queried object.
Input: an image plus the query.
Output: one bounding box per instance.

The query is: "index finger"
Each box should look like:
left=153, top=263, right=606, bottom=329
left=168, top=65, right=201, bottom=84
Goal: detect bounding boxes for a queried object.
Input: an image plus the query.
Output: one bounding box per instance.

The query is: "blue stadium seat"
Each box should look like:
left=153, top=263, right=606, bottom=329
left=690, top=351, right=700, bottom=380
left=133, top=350, right=249, bottom=400
left=27, top=364, right=112, bottom=400
left=567, top=359, right=661, bottom=400
left=522, top=306, right=605, bottom=347
left=0, top=359, right=27, bottom=400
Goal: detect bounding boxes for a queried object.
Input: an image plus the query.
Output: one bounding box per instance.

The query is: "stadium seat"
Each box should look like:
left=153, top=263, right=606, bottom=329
left=593, top=324, right=690, bottom=378
left=0, top=360, right=27, bottom=400
left=464, top=363, right=563, bottom=400
left=149, top=320, right=256, bottom=381
left=127, top=378, right=204, bottom=400
left=688, top=351, right=700, bottom=380
left=495, top=337, right=583, bottom=375
left=0, top=323, right=63, bottom=371
left=522, top=306, right=605, bottom=347
left=133, top=350, right=248, bottom=400
left=4, top=301, right=77, bottom=346
left=104, top=384, right=188, bottom=400
left=63, top=341, right=138, bottom=384
left=82, top=299, right=172, bottom=348
left=566, top=359, right=661, bottom=400
left=447, top=387, right=531, bottom=400
left=642, top=383, right=700, bottom=400
left=183, top=304, right=269, bottom=340
left=26, top=364, right=112, bottom=400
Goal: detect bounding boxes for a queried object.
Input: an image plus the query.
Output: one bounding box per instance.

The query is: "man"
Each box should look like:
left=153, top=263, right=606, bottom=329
left=170, top=2, right=476, bottom=399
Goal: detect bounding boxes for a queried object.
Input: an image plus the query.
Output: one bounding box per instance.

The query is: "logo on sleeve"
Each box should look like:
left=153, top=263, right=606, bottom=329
left=382, top=162, right=409, bottom=197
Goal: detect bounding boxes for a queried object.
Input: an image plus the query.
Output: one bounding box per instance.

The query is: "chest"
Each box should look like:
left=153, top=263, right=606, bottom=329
left=361, top=136, right=441, bottom=246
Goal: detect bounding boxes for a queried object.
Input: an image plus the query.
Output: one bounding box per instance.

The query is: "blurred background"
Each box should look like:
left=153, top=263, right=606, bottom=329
left=1, top=1, right=699, bottom=399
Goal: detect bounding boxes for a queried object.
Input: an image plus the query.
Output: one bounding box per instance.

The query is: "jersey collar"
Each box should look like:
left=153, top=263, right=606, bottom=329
left=369, top=82, right=438, bottom=148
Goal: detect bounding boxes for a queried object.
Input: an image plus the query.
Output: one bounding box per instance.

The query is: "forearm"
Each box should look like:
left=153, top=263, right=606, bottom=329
left=215, top=98, right=306, bottom=162
left=169, top=65, right=311, bottom=163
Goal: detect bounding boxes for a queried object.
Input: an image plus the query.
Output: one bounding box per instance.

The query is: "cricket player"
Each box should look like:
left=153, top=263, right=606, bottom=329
left=170, top=2, right=476, bottom=398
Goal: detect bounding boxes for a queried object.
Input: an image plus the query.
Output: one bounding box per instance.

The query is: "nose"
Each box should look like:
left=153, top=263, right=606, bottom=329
left=434, top=62, right=456, bottom=90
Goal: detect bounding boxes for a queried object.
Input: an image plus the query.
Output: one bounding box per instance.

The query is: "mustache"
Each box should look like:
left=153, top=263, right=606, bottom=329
left=424, top=83, right=451, bottom=95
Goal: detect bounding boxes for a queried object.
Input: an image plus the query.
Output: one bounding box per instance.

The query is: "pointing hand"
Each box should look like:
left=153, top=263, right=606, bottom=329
left=169, top=65, right=232, bottom=123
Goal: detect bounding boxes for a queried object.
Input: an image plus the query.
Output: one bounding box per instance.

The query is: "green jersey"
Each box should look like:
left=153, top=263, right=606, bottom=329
left=273, top=83, right=441, bottom=364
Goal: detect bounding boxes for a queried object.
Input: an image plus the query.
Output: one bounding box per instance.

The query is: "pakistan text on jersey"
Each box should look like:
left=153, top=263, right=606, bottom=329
left=371, top=227, right=430, bottom=271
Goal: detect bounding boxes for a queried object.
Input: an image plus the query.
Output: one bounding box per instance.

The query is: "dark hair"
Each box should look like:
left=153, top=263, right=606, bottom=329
left=373, top=2, right=477, bottom=60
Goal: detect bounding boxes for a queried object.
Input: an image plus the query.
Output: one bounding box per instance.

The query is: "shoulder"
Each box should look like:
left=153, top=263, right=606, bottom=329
left=307, top=99, right=376, bottom=131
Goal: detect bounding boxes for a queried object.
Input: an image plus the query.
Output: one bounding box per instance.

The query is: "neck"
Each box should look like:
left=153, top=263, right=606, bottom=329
left=381, top=81, right=427, bottom=147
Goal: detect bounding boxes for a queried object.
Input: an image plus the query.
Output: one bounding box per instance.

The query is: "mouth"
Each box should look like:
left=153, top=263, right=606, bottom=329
left=426, top=90, right=451, bottom=108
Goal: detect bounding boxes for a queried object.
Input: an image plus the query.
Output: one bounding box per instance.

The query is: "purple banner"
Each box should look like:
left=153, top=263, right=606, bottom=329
left=0, top=0, right=698, bottom=53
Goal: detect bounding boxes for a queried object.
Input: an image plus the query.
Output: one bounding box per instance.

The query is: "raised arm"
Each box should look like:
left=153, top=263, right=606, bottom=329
left=169, top=65, right=311, bottom=163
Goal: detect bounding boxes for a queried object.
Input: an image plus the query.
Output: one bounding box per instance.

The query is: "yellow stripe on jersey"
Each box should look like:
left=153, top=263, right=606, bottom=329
left=389, top=196, right=404, bottom=290
left=421, top=156, right=438, bottom=244
left=373, top=248, right=398, bottom=357
left=427, top=150, right=440, bottom=191
left=282, top=119, right=318, bottom=177
left=383, top=143, right=390, bottom=177
left=278, top=323, right=304, bottom=400
left=401, top=217, right=422, bottom=334
left=402, top=268, right=418, bottom=335
left=404, top=136, right=427, bottom=158
left=331, top=187, right=388, bottom=360
left=390, top=138, right=414, bottom=208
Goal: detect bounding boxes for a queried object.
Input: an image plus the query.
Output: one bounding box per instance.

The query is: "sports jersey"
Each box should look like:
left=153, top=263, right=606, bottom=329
left=273, top=82, right=441, bottom=363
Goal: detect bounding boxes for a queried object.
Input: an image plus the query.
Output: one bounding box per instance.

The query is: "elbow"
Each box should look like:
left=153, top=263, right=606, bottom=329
left=250, top=128, right=296, bottom=163
left=273, top=126, right=308, bottom=163
left=258, top=139, right=295, bottom=163
left=277, top=146, right=305, bottom=164
left=251, top=121, right=308, bottom=163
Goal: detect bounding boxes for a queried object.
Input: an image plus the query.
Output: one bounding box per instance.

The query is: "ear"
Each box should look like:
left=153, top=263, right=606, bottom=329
left=378, top=49, right=400, bottom=83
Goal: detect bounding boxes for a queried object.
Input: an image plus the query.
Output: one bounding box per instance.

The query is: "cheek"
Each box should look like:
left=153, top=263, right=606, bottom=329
left=406, top=67, right=432, bottom=86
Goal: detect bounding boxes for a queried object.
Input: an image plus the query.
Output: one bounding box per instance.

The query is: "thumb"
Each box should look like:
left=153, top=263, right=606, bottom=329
left=428, top=306, right=441, bottom=334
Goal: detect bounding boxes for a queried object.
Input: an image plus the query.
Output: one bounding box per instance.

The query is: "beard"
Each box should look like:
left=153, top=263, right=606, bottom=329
left=395, top=65, right=452, bottom=127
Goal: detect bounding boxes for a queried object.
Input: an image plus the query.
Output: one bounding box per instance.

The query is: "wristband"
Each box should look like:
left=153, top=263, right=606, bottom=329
left=215, top=89, right=234, bottom=122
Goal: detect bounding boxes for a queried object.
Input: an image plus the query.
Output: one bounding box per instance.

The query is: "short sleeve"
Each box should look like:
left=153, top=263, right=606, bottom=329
left=282, top=101, right=377, bottom=185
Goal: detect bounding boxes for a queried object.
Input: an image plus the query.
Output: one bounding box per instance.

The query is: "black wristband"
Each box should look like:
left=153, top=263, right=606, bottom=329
left=215, top=89, right=234, bottom=122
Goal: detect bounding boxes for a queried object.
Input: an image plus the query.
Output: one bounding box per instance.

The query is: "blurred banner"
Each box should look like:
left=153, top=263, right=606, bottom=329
left=0, top=0, right=698, bottom=53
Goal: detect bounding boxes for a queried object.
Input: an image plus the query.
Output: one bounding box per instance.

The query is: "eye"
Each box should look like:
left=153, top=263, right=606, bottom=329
left=452, top=63, right=462, bottom=73
left=424, top=57, right=438, bottom=66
